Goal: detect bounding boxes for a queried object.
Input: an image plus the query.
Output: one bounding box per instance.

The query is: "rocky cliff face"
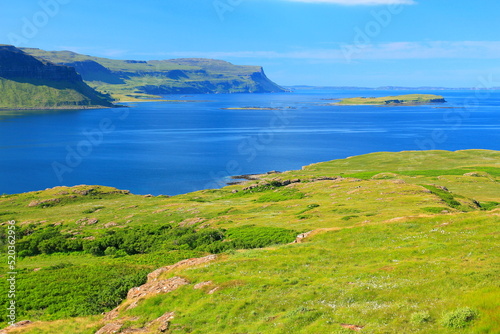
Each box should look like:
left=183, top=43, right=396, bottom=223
left=0, top=45, right=81, bottom=82
left=0, top=45, right=113, bottom=109
left=22, top=48, right=287, bottom=98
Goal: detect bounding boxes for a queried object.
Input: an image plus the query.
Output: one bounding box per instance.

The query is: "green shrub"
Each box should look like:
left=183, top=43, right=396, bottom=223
left=201, top=225, right=298, bottom=252
left=0, top=264, right=148, bottom=322
left=440, top=307, right=478, bottom=329
left=421, top=185, right=464, bottom=210
left=341, top=215, right=359, bottom=221
left=410, top=311, right=432, bottom=324
left=297, top=203, right=320, bottom=215
left=480, top=201, right=500, bottom=211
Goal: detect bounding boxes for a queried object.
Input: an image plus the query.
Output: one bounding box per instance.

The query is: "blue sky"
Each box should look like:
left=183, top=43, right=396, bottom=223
left=2, top=0, right=500, bottom=87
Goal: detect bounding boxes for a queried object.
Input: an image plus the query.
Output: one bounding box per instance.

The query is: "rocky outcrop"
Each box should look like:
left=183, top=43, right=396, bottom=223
left=95, top=255, right=218, bottom=334
left=147, top=254, right=217, bottom=281
left=0, top=45, right=80, bottom=82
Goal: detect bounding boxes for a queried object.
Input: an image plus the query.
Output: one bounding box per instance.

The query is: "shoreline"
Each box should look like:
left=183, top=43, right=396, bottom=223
left=0, top=104, right=125, bottom=111
left=1, top=149, right=499, bottom=197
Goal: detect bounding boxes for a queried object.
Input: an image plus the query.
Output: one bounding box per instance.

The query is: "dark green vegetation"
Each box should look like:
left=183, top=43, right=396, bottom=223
left=0, top=45, right=113, bottom=109
left=336, top=94, right=446, bottom=106
left=6, top=264, right=149, bottom=320
left=22, top=48, right=286, bottom=101
left=0, top=150, right=499, bottom=333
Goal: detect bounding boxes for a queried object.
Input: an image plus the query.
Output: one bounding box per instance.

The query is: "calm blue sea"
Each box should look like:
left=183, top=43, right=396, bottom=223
left=1, top=89, right=499, bottom=195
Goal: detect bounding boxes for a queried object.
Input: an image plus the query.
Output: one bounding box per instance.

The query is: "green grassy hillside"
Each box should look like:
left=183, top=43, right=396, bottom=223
left=0, top=78, right=113, bottom=109
left=0, top=150, right=499, bottom=333
left=21, top=48, right=287, bottom=101
left=336, top=94, right=446, bottom=106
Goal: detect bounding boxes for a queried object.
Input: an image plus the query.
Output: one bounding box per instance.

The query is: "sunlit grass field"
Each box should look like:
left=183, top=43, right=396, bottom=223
left=1, top=149, right=499, bottom=333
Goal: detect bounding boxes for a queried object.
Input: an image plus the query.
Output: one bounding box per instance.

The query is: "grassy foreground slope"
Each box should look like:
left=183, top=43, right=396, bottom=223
left=0, top=150, right=499, bottom=333
left=336, top=94, right=446, bottom=106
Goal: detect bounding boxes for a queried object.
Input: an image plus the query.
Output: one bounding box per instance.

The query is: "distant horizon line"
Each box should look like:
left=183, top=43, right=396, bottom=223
left=286, top=85, right=500, bottom=90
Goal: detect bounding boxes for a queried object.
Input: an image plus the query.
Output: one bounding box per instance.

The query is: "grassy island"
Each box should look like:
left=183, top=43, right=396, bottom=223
left=221, top=106, right=281, bottom=110
left=336, top=94, right=446, bottom=106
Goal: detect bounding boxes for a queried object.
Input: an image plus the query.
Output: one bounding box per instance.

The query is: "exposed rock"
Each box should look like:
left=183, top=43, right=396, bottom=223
left=179, top=217, right=204, bottom=227
left=194, top=281, right=213, bottom=290
left=125, top=300, right=140, bottom=311
left=74, top=188, right=95, bottom=196
left=311, top=177, right=339, bottom=182
left=11, top=320, right=32, bottom=327
left=293, top=231, right=314, bottom=243
left=340, top=323, right=364, bottom=331
left=431, top=184, right=449, bottom=192
left=147, top=255, right=217, bottom=281
left=104, top=222, right=118, bottom=228
left=208, top=287, right=219, bottom=294
left=243, top=184, right=260, bottom=191
left=27, top=198, right=60, bottom=207
left=155, top=311, right=175, bottom=332
left=100, top=255, right=217, bottom=328
left=95, top=322, right=123, bottom=334
left=87, top=218, right=99, bottom=225
left=104, top=306, right=120, bottom=321
left=0, top=321, right=33, bottom=333
left=126, top=276, right=189, bottom=301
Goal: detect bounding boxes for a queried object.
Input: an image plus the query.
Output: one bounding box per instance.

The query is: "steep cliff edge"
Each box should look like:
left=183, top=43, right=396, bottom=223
left=22, top=48, right=287, bottom=100
left=0, top=45, right=113, bottom=109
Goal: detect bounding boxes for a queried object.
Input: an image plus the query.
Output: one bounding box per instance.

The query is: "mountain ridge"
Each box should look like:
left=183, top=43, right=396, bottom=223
left=21, top=48, right=287, bottom=100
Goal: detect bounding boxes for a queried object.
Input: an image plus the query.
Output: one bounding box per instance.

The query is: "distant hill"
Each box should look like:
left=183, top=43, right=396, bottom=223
left=0, top=45, right=113, bottom=110
left=22, top=48, right=287, bottom=101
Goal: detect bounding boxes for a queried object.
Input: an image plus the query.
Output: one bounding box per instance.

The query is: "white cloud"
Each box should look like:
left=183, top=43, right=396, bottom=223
left=284, top=0, right=416, bottom=5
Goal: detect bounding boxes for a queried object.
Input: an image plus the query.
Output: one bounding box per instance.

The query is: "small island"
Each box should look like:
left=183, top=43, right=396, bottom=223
left=221, top=107, right=281, bottom=110
left=334, top=94, right=446, bottom=106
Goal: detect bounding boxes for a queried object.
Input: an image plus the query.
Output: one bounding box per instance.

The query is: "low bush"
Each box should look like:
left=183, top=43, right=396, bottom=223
left=440, top=307, right=478, bottom=329
left=410, top=311, right=432, bottom=324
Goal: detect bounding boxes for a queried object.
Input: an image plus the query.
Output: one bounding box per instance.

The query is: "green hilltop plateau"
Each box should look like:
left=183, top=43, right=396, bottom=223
left=335, top=94, right=447, bottom=106
left=21, top=48, right=287, bottom=101
left=0, top=45, right=113, bottom=110
left=1, top=150, right=499, bottom=333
